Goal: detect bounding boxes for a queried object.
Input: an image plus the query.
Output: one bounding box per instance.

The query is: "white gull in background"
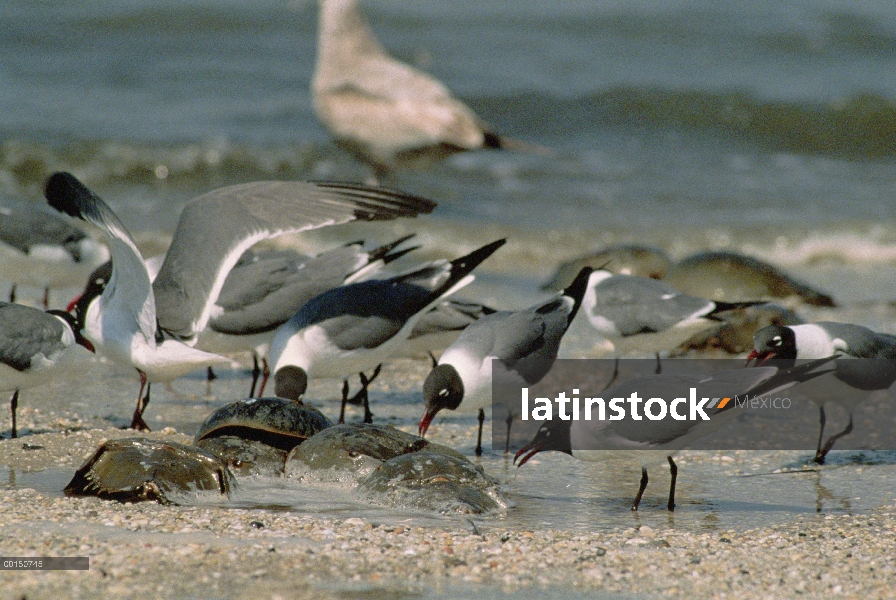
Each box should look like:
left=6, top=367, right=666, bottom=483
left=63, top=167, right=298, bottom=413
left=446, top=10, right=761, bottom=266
left=419, top=267, right=592, bottom=456
left=269, top=239, right=506, bottom=423
left=45, top=172, right=436, bottom=430
left=312, top=0, right=546, bottom=178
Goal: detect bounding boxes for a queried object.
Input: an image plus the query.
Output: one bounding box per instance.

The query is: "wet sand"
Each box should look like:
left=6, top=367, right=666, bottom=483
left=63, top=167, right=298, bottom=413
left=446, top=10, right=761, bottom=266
left=1, top=357, right=895, bottom=599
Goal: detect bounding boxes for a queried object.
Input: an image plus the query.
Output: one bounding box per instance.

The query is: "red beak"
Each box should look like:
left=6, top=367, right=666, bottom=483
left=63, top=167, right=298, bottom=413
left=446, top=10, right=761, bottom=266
left=745, top=349, right=774, bottom=367
left=513, top=441, right=541, bottom=467
left=418, top=409, right=436, bottom=437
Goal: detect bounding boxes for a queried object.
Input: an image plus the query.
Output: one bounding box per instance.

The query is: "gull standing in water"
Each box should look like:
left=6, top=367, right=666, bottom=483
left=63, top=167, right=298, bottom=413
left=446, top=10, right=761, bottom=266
left=312, top=0, right=545, bottom=179
left=750, top=322, right=896, bottom=463
left=45, top=172, right=436, bottom=430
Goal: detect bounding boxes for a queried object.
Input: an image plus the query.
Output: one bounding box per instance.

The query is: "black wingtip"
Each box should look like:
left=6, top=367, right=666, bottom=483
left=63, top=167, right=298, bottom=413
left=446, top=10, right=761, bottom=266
left=708, top=300, right=766, bottom=320
left=369, top=233, right=417, bottom=262
left=450, top=239, right=506, bottom=272
left=44, top=172, right=93, bottom=221
left=562, top=267, right=593, bottom=326
left=429, top=239, right=506, bottom=300
left=382, top=245, right=420, bottom=264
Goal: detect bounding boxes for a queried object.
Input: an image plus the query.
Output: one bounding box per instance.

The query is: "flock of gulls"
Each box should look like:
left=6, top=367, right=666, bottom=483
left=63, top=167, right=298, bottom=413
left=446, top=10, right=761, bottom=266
left=3, top=0, right=895, bottom=513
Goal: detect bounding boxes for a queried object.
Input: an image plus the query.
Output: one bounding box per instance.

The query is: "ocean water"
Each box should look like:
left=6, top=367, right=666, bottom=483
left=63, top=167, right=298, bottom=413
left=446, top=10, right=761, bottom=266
left=3, top=0, right=896, bottom=541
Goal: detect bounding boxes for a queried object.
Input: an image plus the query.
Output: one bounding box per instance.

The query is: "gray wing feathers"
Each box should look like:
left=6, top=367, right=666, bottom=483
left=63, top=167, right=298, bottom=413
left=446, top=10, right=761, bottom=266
left=153, top=181, right=435, bottom=340
left=593, top=277, right=713, bottom=335
left=0, top=303, right=68, bottom=372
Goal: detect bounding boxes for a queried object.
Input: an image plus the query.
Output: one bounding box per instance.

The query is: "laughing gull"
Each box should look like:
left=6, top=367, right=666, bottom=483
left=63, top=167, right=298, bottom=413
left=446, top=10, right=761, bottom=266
left=514, top=358, right=835, bottom=510
left=581, top=269, right=762, bottom=355
left=198, top=235, right=418, bottom=396
left=0, top=302, right=94, bottom=437
left=45, top=172, right=436, bottom=430
left=269, top=239, right=506, bottom=423
left=749, top=322, right=896, bottom=463
left=313, top=0, right=545, bottom=178
left=418, top=267, right=592, bottom=456
left=0, top=202, right=109, bottom=308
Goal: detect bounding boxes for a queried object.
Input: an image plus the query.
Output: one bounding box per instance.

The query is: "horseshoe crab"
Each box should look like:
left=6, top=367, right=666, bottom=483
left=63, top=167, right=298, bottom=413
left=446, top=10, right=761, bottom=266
left=358, top=451, right=507, bottom=514
left=64, top=438, right=233, bottom=505
left=284, top=423, right=465, bottom=482
left=194, top=397, right=333, bottom=476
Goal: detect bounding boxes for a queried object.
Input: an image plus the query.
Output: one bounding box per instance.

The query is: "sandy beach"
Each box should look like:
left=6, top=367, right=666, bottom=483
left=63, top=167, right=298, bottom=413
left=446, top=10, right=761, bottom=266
left=1, top=359, right=894, bottom=600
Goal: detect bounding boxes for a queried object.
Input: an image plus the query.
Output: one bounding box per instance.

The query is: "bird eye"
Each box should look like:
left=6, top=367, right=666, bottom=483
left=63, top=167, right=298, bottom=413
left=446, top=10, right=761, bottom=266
left=439, top=389, right=449, bottom=397
left=772, top=335, right=782, bottom=346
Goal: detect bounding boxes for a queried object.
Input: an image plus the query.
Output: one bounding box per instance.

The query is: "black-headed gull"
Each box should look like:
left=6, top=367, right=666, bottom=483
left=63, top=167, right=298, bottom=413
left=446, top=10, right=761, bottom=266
left=419, top=267, right=592, bottom=455
left=750, top=322, right=896, bottom=463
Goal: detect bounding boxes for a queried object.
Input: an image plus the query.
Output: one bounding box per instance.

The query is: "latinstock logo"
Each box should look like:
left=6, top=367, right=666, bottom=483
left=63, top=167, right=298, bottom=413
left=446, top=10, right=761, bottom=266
left=519, top=388, right=788, bottom=422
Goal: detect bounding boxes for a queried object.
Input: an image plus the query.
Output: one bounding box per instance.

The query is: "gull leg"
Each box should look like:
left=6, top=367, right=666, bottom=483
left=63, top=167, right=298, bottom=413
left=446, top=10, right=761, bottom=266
left=602, top=357, right=620, bottom=391
left=256, top=358, right=271, bottom=398
left=205, top=366, right=217, bottom=396
left=42, top=287, right=51, bottom=310
left=8, top=284, right=15, bottom=303
left=131, top=372, right=151, bottom=431
left=504, top=411, right=514, bottom=455
left=667, top=456, right=677, bottom=512
left=813, top=405, right=827, bottom=464
left=10, top=390, right=19, bottom=439
left=249, top=353, right=261, bottom=398
left=475, top=408, right=485, bottom=456
left=359, top=366, right=381, bottom=424
left=632, top=467, right=648, bottom=511
left=816, top=414, right=854, bottom=464
left=338, top=380, right=349, bottom=424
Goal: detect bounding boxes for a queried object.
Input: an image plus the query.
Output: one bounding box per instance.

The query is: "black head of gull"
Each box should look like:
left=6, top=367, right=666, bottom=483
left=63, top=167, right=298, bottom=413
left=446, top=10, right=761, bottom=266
left=273, top=365, right=308, bottom=403
left=748, top=325, right=798, bottom=364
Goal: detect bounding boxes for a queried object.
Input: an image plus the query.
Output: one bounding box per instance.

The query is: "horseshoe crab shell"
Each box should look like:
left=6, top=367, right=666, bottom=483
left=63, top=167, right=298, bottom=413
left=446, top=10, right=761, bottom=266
left=358, top=451, right=506, bottom=514
left=194, top=397, right=333, bottom=475
left=284, top=423, right=465, bottom=481
left=64, top=438, right=233, bottom=505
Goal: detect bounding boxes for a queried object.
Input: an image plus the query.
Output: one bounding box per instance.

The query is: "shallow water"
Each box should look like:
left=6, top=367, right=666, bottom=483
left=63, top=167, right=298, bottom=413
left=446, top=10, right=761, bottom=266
left=7, top=362, right=896, bottom=537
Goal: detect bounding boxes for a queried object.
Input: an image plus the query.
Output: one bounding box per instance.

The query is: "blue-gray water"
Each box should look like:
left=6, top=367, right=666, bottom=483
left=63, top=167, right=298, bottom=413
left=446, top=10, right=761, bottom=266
left=3, top=0, right=896, bottom=550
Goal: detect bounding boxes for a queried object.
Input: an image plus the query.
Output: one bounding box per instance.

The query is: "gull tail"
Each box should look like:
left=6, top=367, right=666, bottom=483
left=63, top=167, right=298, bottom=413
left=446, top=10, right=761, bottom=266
left=707, top=300, right=766, bottom=321
left=484, top=132, right=556, bottom=158
left=561, top=267, right=593, bottom=327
